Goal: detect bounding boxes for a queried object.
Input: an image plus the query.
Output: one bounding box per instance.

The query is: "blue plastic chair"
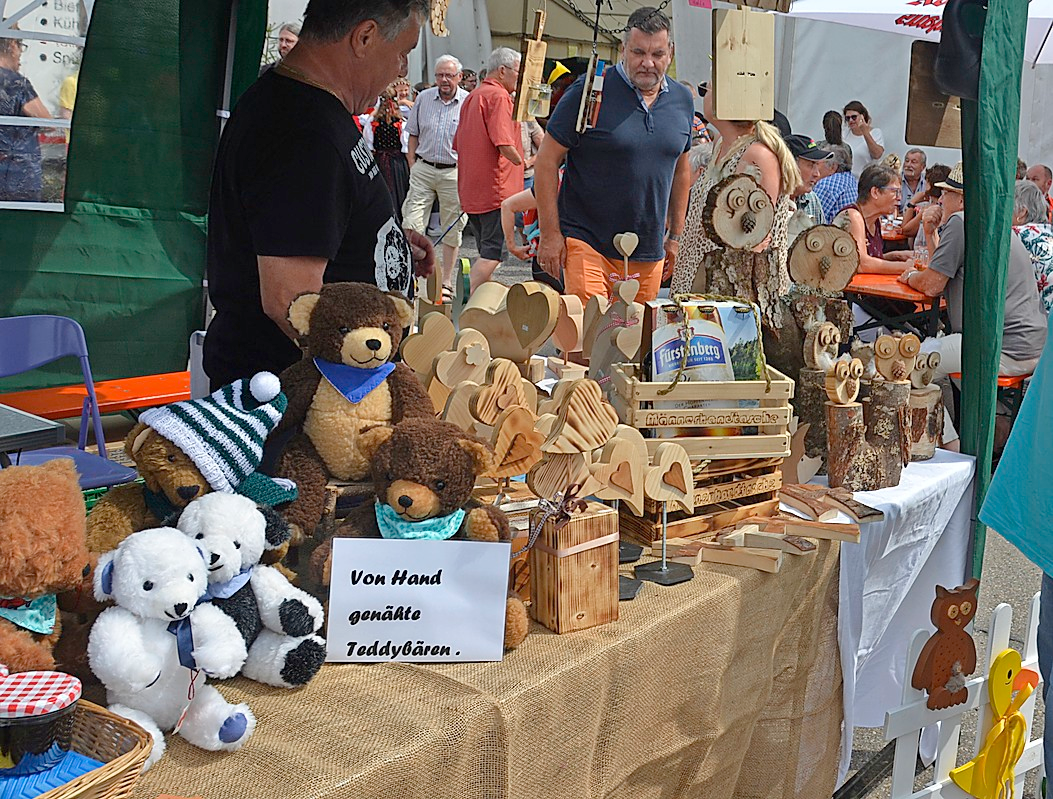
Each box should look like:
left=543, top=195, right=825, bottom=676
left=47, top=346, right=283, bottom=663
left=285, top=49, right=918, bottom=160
left=0, top=315, right=138, bottom=490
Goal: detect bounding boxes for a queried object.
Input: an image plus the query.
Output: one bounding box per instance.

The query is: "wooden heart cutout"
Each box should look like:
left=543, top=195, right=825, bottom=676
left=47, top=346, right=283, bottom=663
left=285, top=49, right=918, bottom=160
left=470, top=359, right=527, bottom=426
left=526, top=452, right=599, bottom=499
left=590, top=431, right=645, bottom=516
left=441, top=380, right=479, bottom=431
left=433, top=332, right=492, bottom=388
left=542, top=379, right=619, bottom=454
left=613, top=231, right=639, bottom=259
left=459, top=282, right=527, bottom=363
left=535, top=413, right=557, bottom=438
left=538, top=379, right=578, bottom=416
left=519, top=379, right=538, bottom=414
left=588, top=280, right=644, bottom=391
left=582, top=294, right=612, bottom=357
left=401, top=312, right=456, bottom=377
left=644, top=442, right=694, bottom=514
left=506, top=281, right=559, bottom=354
left=489, top=405, right=544, bottom=479
left=610, top=461, right=634, bottom=492
left=553, top=295, right=585, bottom=355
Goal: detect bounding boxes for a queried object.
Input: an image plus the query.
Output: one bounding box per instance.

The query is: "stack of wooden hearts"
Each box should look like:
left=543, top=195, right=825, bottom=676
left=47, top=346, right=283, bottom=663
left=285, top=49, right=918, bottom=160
left=459, top=281, right=560, bottom=382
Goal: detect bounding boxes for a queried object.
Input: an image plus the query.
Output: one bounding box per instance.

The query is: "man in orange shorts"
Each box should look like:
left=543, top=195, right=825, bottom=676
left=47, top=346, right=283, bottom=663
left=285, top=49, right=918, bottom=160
left=533, top=7, right=693, bottom=304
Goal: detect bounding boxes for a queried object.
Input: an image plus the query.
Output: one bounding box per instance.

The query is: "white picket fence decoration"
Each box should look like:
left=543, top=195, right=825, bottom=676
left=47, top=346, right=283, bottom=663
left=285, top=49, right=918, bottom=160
left=883, top=593, right=1043, bottom=799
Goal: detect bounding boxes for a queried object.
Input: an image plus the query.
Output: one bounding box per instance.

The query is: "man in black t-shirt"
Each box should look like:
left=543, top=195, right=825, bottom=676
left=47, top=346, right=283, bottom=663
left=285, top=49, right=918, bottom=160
left=204, top=0, right=434, bottom=388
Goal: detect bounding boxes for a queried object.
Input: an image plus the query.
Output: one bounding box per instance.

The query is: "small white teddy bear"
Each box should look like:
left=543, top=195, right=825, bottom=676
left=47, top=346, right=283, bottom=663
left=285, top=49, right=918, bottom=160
left=87, top=527, right=256, bottom=769
left=175, top=493, right=326, bottom=688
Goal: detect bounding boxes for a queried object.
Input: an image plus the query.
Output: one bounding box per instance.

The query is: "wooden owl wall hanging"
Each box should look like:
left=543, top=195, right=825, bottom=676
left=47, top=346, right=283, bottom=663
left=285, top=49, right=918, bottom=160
left=910, top=579, right=979, bottom=710
left=702, top=173, right=775, bottom=251
left=788, top=225, right=860, bottom=293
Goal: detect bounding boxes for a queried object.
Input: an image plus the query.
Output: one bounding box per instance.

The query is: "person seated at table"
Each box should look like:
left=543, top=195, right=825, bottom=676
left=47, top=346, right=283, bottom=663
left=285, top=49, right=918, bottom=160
left=814, top=143, right=857, bottom=223
left=898, top=162, right=1047, bottom=383
left=901, top=163, right=950, bottom=246
left=834, top=164, right=914, bottom=274
left=1012, top=178, right=1053, bottom=313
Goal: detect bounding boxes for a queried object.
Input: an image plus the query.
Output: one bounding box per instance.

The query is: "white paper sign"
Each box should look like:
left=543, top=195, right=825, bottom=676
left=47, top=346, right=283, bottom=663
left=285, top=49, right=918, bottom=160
left=325, top=538, right=512, bottom=663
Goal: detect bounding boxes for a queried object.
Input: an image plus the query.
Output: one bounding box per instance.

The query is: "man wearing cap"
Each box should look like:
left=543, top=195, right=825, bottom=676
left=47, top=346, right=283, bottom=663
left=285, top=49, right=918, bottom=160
left=785, top=134, right=832, bottom=227
left=898, top=162, right=1047, bottom=381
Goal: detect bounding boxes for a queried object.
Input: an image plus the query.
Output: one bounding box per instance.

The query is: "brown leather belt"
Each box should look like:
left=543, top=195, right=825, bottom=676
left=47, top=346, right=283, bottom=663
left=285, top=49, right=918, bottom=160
left=418, top=157, right=455, bottom=169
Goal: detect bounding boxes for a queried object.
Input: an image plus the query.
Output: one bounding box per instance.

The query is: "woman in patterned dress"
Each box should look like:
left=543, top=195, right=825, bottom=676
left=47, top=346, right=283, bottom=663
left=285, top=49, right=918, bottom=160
left=1013, top=178, right=1053, bottom=313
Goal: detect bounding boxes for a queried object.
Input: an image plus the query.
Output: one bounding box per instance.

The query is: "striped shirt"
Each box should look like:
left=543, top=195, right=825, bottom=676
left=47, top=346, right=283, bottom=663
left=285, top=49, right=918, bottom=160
left=405, top=86, right=468, bottom=165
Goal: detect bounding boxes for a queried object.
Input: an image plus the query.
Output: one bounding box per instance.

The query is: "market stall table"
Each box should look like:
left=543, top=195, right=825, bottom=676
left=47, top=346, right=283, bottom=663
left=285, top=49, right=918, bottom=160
left=829, top=449, right=976, bottom=783
left=0, top=402, right=65, bottom=467
left=132, top=541, right=841, bottom=799
left=845, top=272, right=944, bottom=338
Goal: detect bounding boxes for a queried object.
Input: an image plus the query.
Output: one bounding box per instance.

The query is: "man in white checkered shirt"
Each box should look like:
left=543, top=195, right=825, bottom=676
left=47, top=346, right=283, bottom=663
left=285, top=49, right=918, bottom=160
left=402, top=54, right=469, bottom=299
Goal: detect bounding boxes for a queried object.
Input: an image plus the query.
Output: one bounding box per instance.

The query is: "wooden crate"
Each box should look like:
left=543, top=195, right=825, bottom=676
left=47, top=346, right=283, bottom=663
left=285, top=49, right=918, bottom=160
left=528, top=501, right=618, bottom=633
left=620, top=460, right=782, bottom=545
left=608, top=363, right=794, bottom=460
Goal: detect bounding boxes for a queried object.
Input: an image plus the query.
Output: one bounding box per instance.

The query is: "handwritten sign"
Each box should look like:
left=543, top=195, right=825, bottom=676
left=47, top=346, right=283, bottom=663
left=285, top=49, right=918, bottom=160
left=325, top=538, right=512, bottom=663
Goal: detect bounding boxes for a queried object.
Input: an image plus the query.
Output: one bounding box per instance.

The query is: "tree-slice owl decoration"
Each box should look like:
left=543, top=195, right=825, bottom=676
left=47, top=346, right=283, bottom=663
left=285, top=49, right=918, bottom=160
left=803, top=321, right=842, bottom=372
left=430, top=0, right=450, bottom=36
left=825, top=358, right=864, bottom=404
left=875, top=334, right=921, bottom=383
left=788, top=225, right=860, bottom=292
left=702, top=173, right=775, bottom=251
left=911, top=351, right=942, bottom=389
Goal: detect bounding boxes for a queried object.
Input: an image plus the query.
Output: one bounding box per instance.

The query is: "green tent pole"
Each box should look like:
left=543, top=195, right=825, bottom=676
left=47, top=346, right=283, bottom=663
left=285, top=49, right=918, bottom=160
left=959, top=0, right=1028, bottom=580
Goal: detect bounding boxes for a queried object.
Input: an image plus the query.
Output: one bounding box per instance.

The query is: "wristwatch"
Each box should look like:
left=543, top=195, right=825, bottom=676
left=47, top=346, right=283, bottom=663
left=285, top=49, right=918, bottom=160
left=667, top=232, right=681, bottom=242
left=906, top=202, right=916, bottom=209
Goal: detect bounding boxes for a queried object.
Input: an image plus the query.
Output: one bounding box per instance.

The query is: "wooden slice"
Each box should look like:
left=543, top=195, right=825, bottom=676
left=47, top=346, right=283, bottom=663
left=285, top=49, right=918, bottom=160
left=542, top=379, right=619, bottom=454
left=400, top=312, right=456, bottom=378
left=506, top=281, right=560, bottom=356
left=788, top=225, right=860, bottom=292
left=470, top=359, right=527, bottom=426
left=779, top=484, right=839, bottom=522
left=703, top=173, right=775, bottom=251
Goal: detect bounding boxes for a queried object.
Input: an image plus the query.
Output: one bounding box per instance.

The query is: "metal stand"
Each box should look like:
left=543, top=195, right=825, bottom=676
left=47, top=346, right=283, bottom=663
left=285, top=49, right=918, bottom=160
left=634, top=502, right=693, bottom=586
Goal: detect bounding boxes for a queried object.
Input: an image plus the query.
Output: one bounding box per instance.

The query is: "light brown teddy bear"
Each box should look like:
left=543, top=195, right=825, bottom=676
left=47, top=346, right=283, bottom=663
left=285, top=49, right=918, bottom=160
left=0, top=459, right=92, bottom=672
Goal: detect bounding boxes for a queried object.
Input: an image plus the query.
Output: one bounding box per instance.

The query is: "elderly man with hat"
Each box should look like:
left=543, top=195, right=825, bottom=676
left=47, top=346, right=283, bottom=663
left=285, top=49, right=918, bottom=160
left=898, top=162, right=1047, bottom=382
left=785, top=134, right=832, bottom=228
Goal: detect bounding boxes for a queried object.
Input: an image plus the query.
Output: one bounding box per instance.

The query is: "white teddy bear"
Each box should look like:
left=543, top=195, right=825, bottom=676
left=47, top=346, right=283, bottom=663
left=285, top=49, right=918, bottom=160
left=175, top=493, right=326, bottom=688
left=87, top=527, right=256, bottom=769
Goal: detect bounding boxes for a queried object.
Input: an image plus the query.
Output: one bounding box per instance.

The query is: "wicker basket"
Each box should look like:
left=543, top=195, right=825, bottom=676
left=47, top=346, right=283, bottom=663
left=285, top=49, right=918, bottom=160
left=35, top=700, right=152, bottom=799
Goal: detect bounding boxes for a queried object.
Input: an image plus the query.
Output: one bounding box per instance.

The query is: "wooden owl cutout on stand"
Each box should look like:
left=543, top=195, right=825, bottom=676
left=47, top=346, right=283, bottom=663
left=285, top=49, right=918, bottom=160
left=911, top=351, right=941, bottom=389
left=803, top=321, right=842, bottom=372
left=910, top=579, right=980, bottom=710
left=702, top=173, right=775, bottom=250
left=788, top=225, right=860, bottom=293
left=825, top=358, right=864, bottom=405
left=874, top=334, right=921, bottom=382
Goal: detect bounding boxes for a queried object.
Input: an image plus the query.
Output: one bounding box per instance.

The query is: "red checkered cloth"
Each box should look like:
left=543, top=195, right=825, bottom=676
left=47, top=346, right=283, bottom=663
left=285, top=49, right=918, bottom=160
left=0, top=664, right=81, bottom=718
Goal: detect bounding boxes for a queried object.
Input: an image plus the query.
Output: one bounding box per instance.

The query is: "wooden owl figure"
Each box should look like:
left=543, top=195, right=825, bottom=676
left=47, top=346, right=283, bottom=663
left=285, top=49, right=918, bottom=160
left=911, top=351, right=942, bottom=389
left=874, top=333, right=921, bottom=382
left=824, top=357, right=864, bottom=404
left=788, top=225, right=860, bottom=292
left=911, top=579, right=980, bottom=710
left=702, top=173, right=775, bottom=251
left=803, top=322, right=842, bottom=372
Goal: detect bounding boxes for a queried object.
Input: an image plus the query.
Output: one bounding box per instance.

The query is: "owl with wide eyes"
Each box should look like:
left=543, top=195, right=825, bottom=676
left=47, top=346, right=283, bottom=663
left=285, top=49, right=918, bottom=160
left=804, top=322, right=842, bottom=371
left=703, top=173, right=775, bottom=251
left=788, top=225, right=860, bottom=292
left=875, top=333, right=921, bottom=382
left=911, top=351, right=942, bottom=389
left=825, top=357, right=865, bottom=404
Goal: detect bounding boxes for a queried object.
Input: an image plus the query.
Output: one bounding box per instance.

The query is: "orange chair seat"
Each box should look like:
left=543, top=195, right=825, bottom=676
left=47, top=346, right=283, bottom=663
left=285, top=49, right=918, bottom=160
left=0, top=371, right=191, bottom=420
left=947, top=372, right=1030, bottom=389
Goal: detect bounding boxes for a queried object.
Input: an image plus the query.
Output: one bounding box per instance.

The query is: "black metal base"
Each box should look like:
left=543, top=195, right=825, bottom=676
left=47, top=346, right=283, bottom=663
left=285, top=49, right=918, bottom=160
left=619, top=575, right=643, bottom=600
left=634, top=560, right=694, bottom=586
left=619, top=542, right=644, bottom=564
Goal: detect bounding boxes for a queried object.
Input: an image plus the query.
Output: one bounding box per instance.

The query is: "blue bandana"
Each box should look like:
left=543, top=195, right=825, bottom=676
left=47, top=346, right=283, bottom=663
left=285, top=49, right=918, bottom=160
left=315, top=358, right=395, bottom=404
left=374, top=501, right=466, bottom=541
left=167, top=616, right=197, bottom=670
left=0, top=594, right=57, bottom=635
left=203, top=567, right=253, bottom=601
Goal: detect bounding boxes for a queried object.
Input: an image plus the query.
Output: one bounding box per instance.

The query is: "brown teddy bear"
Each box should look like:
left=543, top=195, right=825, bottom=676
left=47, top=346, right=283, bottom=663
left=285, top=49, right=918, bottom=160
left=309, top=418, right=529, bottom=651
left=0, top=459, right=92, bottom=672
left=85, top=372, right=298, bottom=554
left=275, top=282, right=434, bottom=545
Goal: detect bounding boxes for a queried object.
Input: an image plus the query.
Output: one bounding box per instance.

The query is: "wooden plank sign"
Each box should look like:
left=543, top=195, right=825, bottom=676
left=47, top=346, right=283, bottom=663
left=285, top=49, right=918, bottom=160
left=712, top=6, right=775, bottom=123
left=513, top=10, right=548, bottom=122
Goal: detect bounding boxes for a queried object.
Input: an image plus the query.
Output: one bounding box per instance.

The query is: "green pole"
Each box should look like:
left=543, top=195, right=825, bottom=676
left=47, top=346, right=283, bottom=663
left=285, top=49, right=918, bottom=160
left=959, top=0, right=1028, bottom=580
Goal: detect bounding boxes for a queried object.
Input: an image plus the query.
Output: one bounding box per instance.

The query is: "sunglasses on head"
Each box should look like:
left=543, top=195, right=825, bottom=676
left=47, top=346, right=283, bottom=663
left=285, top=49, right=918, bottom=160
left=697, top=81, right=708, bottom=98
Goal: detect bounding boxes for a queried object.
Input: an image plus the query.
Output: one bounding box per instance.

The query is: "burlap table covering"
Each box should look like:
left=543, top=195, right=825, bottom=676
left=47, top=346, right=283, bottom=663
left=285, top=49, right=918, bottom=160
left=133, top=541, right=841, bottom=799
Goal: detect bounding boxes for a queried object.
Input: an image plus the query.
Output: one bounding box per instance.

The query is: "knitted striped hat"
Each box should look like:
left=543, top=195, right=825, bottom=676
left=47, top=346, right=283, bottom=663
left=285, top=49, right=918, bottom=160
left=138, top=372, right=297, bottom=506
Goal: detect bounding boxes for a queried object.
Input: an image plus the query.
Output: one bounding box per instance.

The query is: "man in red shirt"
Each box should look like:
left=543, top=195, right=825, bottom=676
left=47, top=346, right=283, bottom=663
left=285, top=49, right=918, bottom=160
left=453, top=47, right=524, bottom=293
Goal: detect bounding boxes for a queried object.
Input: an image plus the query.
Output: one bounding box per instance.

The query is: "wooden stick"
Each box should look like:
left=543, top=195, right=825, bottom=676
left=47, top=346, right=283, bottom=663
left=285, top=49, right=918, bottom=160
left=718, top=527, right=817, bottom=555
left=735, top=514, right=861, bottom=544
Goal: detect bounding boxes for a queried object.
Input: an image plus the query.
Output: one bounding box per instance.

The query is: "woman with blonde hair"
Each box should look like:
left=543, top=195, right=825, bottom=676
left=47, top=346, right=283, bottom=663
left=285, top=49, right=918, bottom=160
left=671, top=81, right=801, bottom=329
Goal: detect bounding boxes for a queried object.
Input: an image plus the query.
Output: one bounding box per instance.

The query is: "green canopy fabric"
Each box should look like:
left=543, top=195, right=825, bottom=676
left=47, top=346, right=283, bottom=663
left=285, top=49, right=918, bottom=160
left=960, top=0, right=1029, bottom=577
left=0, top=0, right=266, bottom=391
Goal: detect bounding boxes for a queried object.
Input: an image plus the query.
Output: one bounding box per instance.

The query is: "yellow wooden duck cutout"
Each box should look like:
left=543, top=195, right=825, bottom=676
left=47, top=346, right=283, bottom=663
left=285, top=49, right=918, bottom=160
left=949, top=648, right=1039, bottom=799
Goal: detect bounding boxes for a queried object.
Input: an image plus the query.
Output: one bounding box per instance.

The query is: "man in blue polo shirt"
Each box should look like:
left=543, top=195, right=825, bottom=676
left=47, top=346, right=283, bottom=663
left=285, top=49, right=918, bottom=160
left=534, top=6, right=693, bottom=303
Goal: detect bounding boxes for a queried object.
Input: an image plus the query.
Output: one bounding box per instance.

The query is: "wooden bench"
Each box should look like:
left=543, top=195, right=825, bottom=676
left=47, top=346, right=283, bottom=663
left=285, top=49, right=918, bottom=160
left=0, top=371, right=191, bottom=421
left=948, top=371, right=1031, bottom=424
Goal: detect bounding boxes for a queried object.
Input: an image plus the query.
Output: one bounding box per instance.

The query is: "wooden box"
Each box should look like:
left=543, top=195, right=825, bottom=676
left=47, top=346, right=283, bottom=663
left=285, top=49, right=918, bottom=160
left=608, top=363, right=794, bottom=460
left=528, top=501, right=619, bottom=633
left=620, top=459, right=782, bottom=545
left=473, top=481, right=540, bottom=601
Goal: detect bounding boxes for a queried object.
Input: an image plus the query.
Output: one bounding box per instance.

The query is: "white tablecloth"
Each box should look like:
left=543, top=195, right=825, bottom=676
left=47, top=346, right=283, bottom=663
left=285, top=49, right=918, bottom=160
left=826, top=450, right=977, bottom=784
